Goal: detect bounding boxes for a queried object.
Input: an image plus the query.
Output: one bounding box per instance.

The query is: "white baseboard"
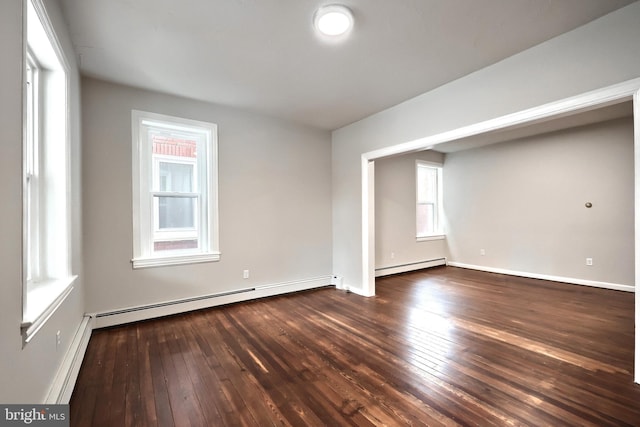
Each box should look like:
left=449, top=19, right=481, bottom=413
left=337, top=284, right=373, bottom=297
left=45, top=314, right=93, bottom=404
left=334, top=258, right=448, bottom=296
left=375, top=258, right=446, bottom=277
left=93, top=276, right=333, bottom=329
left=447, top=261, right=635, bottom=293
left=332, top=275, right=368, bottom=296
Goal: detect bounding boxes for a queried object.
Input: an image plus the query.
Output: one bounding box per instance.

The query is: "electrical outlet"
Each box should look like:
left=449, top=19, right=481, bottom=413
left=391, top=252, right=395, bottom=259
left=480, top=249, right=486, bottom=256
left=56, top=330, right=61, bottom=349
left=586, top=258, right=593, bottom=266
left=243, top=269, right=249, bottom=279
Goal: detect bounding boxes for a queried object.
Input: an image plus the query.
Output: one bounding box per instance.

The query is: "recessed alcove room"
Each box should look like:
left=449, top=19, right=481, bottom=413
left=2, top=0, right=640, bottom=425
left=373, top=101, right=634, bottom=290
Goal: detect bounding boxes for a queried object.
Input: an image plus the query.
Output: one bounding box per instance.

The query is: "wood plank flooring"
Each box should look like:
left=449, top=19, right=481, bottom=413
left=70, top=267, right=640, bottom=426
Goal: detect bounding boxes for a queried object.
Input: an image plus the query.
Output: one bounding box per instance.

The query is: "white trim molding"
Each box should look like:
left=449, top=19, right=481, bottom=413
left=335, top=283, right=371, bottom=297
left=365, top=77, right=640, bottom=161
left=360, top=157, right=376, bottom=297
left=375, top=258, right=446, bottom=277
left=22, top=277, right=76, bottom=345
left=447, top=262, right=634, bottom=293
left=633, top=88, right=640, bottom=383
left=132, top=252, right=221, bottom=269
left=416, top=235, right=445, bottom=242
left=45, top=315, right=93, bottom=404
left=92, top=276, right=333, bottom=328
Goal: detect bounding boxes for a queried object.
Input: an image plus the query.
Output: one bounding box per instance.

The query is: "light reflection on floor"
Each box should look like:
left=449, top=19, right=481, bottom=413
left=403, top=289, right=455, bottom=375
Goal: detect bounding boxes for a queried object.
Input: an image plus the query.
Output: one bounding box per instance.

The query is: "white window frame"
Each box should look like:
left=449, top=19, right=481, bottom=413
left=416, top=160, right=445, bottom=241
left=22, top=0, right=76, bottom=344
left=25, top=51, right=39, bottom=284
left=132, top=110, right=220, bottom=268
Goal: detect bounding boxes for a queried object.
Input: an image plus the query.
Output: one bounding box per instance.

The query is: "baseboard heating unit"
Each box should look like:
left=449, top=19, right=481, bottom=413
left=375, top=258, right=446, bottom=277
left=93, top=275, right=332, bottom=328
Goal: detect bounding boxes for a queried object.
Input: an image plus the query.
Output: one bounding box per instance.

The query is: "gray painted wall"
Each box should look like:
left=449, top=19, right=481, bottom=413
left=375, top=151, right=445, bottom=270
left=0, top=0, right=85, bottom=403
left=82, top=78, right=332, bottom=314
left=445, top=117, right=634, bottom=287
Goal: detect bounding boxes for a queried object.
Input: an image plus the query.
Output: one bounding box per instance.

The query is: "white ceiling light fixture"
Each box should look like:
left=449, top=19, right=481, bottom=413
left=314, top=4, right=354, bottom=39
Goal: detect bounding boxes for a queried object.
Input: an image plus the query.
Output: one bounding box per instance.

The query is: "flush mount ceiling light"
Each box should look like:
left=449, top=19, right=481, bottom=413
left=314, top=4, right=354, bottom=38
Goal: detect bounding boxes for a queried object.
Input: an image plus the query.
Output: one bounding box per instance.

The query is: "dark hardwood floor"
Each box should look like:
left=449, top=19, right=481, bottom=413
left=70, top=267, right=640, bottom=426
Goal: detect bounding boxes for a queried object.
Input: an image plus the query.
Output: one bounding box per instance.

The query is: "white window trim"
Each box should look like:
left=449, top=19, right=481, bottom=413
left=132, top=253, right=221, bottom=269
left=25, top=51, right=39, bottom=284
left=417, top=235, right=446, bottom=242
left=22, top=0, right=75, bottom=344
left=21, top=276, right=77, bottom=344
left=131, top=110, right=220, bottom=269
left=416, top=160, right=445, bottom=240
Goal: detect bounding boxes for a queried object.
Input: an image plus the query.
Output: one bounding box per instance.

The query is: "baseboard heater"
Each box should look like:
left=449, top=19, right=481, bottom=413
left=95, top=276, right=333, bottom=327
left=96, top=287, right=256, bottom=318
left=375, top=257, right=447, bottom=277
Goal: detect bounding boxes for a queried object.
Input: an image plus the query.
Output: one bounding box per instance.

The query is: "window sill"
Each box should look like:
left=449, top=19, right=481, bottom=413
left=417, top=234, right=446, bottom=242
left=21, top=275, right=77, bottom=345
left=132, top=252, right=221, bottom=269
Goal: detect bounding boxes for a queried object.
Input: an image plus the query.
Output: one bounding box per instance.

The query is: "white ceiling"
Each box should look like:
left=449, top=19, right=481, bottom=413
left=59, top=0, right=636, bottom=130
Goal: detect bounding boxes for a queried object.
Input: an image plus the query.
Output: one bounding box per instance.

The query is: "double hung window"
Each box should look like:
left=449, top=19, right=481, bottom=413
left=416, top=161, right=444, bottom=240
left=22, top=0, right=75, bottom=342
left=132, top=111, right=219, bottom=268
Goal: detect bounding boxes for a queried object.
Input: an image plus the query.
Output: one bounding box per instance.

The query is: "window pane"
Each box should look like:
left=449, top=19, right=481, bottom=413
left=152, top=135, right=197, bottom=159
left=159, top=162, right=193, bottom=192
left=152, top=135, right=197, bottom=192
left=417, top=203, right=435, bottom=236
left=157, top=196, right=195, bottom=229
left=417, top=166, right=437, bottom=203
